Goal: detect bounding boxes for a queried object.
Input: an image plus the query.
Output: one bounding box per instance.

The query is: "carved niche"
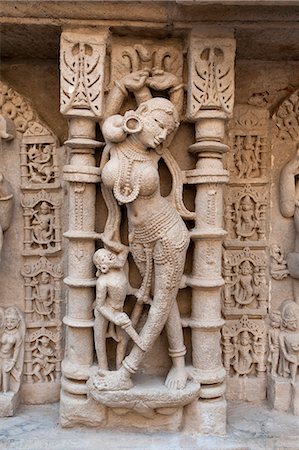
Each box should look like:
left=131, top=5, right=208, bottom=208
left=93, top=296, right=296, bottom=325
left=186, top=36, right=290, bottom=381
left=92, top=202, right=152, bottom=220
left=222, top=247, right=268, bottom=316
left=227, top=105, right=269, bottom=182
left=21, top=190, right=61, bottom=255
left=222, top=315, right=266, bottom=377
left=24, top=327, right=61, bottom=384
left=270, top=244, right=289, bottom=280
left=273, top=89, right=299, bottom=141
left=22, top=257, right=63, bottom=326
left=224, top=184, right=268, bottom=247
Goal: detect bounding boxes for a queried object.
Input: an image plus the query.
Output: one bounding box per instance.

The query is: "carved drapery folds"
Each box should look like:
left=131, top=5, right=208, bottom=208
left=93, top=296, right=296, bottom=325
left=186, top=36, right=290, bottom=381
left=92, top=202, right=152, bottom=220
left=0, top=80, right=63, bottom=405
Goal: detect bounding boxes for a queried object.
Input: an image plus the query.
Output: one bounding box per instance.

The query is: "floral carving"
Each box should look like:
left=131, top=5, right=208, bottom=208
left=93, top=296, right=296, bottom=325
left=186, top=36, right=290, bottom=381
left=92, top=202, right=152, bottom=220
left=222, top=316, right=266, bottom=377
left=187, top=37, right=235, bottom=119
left=60, top=31, right=108, bottom=117
left=222, top=248, right=268, bottom=316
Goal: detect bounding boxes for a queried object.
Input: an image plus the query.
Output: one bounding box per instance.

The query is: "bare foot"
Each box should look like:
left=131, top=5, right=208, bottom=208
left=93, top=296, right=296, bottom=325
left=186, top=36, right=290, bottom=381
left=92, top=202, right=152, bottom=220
left=165, top=367, right=187, bottom=390
left=93, top=368, right=133, bottom=391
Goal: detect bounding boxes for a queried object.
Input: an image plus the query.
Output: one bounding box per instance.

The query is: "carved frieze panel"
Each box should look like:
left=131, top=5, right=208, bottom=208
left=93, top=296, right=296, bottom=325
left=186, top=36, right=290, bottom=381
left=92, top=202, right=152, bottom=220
left=21, top=123, right=59, bottom=189
left=110, top=37, right=183, bottom=83
left=222, top=247, right=268, bottom=316
left=273, top=89, right=299, bottom=141
left=227, top=105, right=269, bottom=183
left=21, top=191, right=61, bottom=256
left=224, top=184, right=268, bottom=247
left=24, top=327, right=61, bottom=384
left=222, top=315, right=266, bottom=377
left=60, top=30, right=108, bottom=118
left=187, top=36, right=235, bottom=119
left=22, top=257, right=63, bottom=327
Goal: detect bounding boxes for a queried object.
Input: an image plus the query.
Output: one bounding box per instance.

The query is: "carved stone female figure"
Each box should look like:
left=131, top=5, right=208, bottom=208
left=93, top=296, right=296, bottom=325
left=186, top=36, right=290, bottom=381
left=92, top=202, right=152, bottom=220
left=0, top=173, right=14, bottom=261
left=279, top=301, right=299, bottom=385
left=0, top=307, right=25, bottom=393
left=94, top=73, right=189, bottom=391
left=233, top=331, right=253, bottom=376
left=280, top=143, right=299, bottom=302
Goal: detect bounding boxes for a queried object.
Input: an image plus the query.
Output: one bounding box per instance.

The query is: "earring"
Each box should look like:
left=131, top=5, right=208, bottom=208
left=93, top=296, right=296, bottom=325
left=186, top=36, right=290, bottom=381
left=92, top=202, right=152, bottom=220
left=122, top=112, right=143, bottom=135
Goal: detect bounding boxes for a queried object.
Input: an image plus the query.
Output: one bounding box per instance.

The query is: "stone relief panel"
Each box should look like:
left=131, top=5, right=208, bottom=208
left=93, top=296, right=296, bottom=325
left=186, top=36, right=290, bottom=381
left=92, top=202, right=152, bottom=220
left=22, top=257, right=63, bottom=326
left=273, top=89, right=299, bottom=141
left=60, top=31, right=107, bottom=118
left=224, top=184, right=268, bottom=247
left=222, top=316, right=267, bottom=401
left=24, top=327, right=61, bottom=385
left=222, top=248, right=268, bottom=317
left=227, top=105, right=269, bottom=183
left=270, top=244, right=289, bottom=280
left=21, top=191, right=61, bottom=256
left=187, top=36, right=235, bottom=119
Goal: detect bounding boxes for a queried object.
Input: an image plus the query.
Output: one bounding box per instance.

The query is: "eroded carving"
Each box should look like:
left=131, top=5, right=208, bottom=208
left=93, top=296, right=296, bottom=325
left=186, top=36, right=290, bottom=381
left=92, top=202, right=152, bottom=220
left=0, top=307, right=25, bottom=393
left=274, top=90, right=299, bottom=141
left=21, top=191, right=61, bottom=255
left=25, top=327, right=61, bottom=384
left=270, top=245, right=289, bottom=280
left=222, top=316, right=266, bottom=377
left=225, top=185, right=268, bottom=245
left=222, top=248, right=267, bottom=315
left=0, top=174, right=14, bottom=260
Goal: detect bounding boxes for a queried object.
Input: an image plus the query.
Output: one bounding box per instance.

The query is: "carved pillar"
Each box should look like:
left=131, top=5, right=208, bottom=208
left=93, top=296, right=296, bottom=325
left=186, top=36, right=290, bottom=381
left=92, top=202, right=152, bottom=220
left=185, top=28, right=235, bottom=434
left=59, top=29, right=109, bottom=425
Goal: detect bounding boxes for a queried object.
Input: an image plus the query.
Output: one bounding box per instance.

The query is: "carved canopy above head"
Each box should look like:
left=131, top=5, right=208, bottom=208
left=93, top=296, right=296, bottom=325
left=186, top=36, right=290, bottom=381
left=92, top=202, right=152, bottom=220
left=273, top=89, right=299, bottom=141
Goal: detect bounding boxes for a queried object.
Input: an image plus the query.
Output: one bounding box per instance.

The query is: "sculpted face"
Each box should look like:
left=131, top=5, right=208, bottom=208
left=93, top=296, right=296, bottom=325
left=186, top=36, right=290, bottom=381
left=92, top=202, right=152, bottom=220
left=5, top=312, right=19, bottom=330
left=94, top=249, right=117, bottom=274
left=138, top=110, right=176, bottom=149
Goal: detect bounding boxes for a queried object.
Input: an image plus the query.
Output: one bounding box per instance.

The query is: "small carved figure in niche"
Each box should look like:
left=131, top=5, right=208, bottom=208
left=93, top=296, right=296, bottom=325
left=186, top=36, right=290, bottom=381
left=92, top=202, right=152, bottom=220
left=93, top=240, right=144, bottom=371
left=236, top=135, right=259, bottom=179
left=233, top=331, right=253, bottom=376
left=94, top=71, right=190, bottom=391
left=222, top=335, right=235, bottom=373
left=0, top=173, right=14, bottom=260
left=0, top=307, right=25, bottom=393
left=31, top=201, right=54, bottom=249
left=280, top=143, right=299, bottom=302
left=270, top=245, right=289, bottom=280
left=268, top=311, right=282, bottom=376
left=279, top=301, right=299, bottom=385
left=31, top=335, right=56, bottom=382
left=235, top=195, right=257, bottom=240
left=30, top=272, right=55, bottom=321
left=27, top=144, right=54, bottom=184
left=234, top=260, right=255, bottom=306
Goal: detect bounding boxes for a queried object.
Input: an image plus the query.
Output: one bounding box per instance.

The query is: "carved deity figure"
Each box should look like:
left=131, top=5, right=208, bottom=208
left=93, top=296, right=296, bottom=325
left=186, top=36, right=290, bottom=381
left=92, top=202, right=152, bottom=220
left=0, top=307, right=25, bottom=393
left=278, top=301, right=299, bottom=385
left=233, top=331, right=254, bottom=376
left=236, top=135, right=259, bottom=179
left=30, top=272, right=55, bottom=321
left=270, top=244, right=289, bottom=280
left=234, top=260, right=255, bottom=306
left=28, top=144, right=54, bottom=184
left=31, top=201, right=54, bottom=249
left=93, top=70, right=190, bottom=391
left=0, top=173, right=14, bottom=260
left=31, top=336, right=56, bottom=382
left=268, top=311, right=282, bottom=376
left=235, top=195, right=257, bottom=240
left=279, top=143, right=299, bottom=302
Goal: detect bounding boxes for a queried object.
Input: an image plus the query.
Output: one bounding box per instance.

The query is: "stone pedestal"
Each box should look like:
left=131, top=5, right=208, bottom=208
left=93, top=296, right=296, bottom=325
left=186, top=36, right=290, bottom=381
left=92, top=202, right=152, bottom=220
left=0, top=392, right=20, bottom=417
left=184, top=397, right=227, bottom=435
left=227, top=376, right=266, bottom=402
left=267, top=374, right=292, bottom=413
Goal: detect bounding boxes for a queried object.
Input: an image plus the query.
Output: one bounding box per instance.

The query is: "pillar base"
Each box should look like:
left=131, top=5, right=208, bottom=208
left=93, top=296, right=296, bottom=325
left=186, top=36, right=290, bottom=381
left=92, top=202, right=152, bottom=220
left=184, top=397, right=226, bottom=435
left=60, top=390, right=106, bottom=427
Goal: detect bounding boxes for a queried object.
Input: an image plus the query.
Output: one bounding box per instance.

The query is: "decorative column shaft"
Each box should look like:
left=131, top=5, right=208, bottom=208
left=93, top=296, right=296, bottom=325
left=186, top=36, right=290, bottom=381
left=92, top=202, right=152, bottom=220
left=59, top=29, right=109, bottom=425
left=185, top=28, right=236, bottom=434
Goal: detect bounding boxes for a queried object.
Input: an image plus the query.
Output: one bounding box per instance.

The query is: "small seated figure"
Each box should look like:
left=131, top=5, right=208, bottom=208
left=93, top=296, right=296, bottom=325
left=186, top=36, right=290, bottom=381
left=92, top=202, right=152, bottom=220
left=93, top=241, right=144, bottom=371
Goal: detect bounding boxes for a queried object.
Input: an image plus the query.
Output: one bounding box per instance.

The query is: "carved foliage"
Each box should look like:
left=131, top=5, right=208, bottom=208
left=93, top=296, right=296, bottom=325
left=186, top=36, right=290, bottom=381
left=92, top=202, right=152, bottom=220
left=110, top=38, right=183, bottom=83
left=222, top=315, right=266, bottom=377
left=24, top=327, right=61, bottom=384
left=22, top=257, right=63, bottom=325
left=21, top=191, right=61, bottom=255
left=187, top=37, right=235, bottom=119
left=60, top=31, right=108, bottom=117
left=273, top=89, right=299, bottom=141
left=225, top=184, right=268, bottom=243
left=228, top=105, right=269, bottom=181
left=222, top=247, right=268, bottom=315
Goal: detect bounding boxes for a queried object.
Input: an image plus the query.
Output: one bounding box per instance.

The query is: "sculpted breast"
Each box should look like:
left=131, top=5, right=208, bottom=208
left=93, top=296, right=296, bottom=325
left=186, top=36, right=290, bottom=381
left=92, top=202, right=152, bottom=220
left=101, top=159, right=119, bottom=189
